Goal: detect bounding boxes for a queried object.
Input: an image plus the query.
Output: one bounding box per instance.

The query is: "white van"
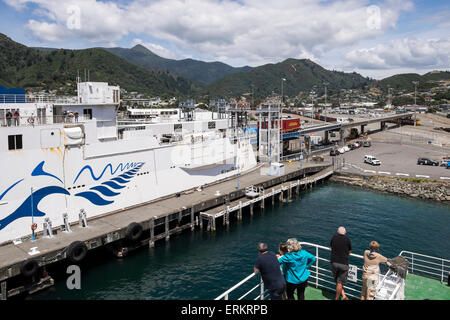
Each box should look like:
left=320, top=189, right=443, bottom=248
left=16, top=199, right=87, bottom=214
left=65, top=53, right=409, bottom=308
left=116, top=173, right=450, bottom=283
left=364, top=155, right=381, bottom=166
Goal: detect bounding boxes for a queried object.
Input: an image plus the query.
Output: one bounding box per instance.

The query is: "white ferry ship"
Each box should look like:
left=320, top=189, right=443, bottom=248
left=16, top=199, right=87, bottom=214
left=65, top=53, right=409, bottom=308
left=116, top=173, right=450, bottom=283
left=0, top=82, right=257, bottom=244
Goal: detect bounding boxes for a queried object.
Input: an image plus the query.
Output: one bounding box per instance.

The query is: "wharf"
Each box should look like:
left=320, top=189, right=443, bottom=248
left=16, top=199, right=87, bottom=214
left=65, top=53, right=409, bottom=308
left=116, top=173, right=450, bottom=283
left=0, top=161, right=333, bottom=299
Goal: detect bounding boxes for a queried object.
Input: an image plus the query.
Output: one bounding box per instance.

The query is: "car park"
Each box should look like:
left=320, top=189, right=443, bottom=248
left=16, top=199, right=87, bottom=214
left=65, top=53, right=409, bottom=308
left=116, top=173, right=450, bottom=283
left=364, top=155, right=381, bottom=165
left=417, top=158, right=439, bottom=166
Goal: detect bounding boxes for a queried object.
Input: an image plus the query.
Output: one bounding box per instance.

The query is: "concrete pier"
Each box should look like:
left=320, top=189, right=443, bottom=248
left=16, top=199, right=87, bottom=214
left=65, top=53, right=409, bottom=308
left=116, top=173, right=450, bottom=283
left=0, top=161, right=332, bottom=299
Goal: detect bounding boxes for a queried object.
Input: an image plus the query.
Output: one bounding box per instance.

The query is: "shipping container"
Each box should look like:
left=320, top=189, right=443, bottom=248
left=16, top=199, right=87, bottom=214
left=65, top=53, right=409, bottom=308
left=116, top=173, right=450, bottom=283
left=257, top=118, right=300, bottom=133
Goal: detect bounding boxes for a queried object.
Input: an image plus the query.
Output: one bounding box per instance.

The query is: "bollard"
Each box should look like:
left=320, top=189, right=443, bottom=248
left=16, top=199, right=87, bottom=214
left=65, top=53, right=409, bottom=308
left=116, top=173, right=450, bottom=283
left=62, top=213, right=71, bottom=233
left=43, top=218, right=53, bottom=238
left=79, top=209, right=88, bottom=228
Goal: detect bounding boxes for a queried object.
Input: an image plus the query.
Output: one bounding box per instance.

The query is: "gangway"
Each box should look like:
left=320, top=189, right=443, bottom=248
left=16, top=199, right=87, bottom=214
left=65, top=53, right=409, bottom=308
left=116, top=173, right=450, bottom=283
left=245, top=186, right=263, bottom=199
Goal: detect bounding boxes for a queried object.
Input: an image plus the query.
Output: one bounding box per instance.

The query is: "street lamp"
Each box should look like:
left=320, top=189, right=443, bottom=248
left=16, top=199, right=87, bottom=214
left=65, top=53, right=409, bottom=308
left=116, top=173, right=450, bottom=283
left=412, top=81, right=419, bottom=127
left=323, top=82, right=329, bottom=121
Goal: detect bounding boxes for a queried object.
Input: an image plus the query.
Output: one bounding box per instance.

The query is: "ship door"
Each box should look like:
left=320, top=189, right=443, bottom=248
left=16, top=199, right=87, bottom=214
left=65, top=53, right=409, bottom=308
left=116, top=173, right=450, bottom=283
left=37, top=107, right=47, bottom=125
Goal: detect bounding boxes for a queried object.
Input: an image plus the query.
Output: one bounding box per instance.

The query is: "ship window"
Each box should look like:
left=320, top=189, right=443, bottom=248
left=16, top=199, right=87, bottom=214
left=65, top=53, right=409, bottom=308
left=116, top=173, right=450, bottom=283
left=208, top=121, right=216, bottom=129
left=83, top=108, right=93, bottom=120
left=8, top=134, right=23, bottom=150
left=174, top=124, right=182, bottom=132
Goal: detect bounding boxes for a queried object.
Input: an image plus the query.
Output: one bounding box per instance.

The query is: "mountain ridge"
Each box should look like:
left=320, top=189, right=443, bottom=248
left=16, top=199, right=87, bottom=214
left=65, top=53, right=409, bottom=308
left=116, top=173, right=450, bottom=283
left=103, top=44, right=252, bottom=85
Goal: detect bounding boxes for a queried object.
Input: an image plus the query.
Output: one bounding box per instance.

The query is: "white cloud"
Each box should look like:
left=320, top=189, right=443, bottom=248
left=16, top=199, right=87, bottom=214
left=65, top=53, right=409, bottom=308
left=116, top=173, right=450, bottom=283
left=345, top=37, right=450, bottom=70
left=6, top=0, right=414, bottom=66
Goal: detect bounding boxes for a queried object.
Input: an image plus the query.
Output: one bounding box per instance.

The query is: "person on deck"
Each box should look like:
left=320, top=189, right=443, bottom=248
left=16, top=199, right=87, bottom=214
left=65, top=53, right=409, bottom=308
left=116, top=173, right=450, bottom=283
left=5, top=110, right=12, bottom=126
left=278, top=238, right=316, bottom=300
left=361, top=241, right=388, bottom=300
left=330, top=226, right=352, bottom=300
left=13, top=109, right=20, bottom=126
left=254, top=242, right=286, bottom=300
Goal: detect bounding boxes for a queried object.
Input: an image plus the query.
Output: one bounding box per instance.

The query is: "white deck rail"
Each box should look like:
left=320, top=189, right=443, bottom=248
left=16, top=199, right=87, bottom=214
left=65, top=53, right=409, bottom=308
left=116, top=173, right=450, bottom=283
left=215, top=242, right=365, bottom=300
left=399, top=250, right=450, bottom=283
left=215, top=242, right=450, bottom=300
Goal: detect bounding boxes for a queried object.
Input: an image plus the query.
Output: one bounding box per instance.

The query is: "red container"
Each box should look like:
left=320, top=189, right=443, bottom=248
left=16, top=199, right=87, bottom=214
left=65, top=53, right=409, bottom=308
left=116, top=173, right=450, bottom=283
left=258, top=119, right=300, bottom=133
left=282, top=119, right=300, bottom=132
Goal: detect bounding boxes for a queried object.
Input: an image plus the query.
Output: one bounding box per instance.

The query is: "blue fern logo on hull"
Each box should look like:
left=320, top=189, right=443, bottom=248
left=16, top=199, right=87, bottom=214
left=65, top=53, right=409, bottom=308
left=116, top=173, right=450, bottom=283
left=0, top=161, right=144, bottom=230
left=74, top=162, right=144, bottom=206
left=73, top=162, right=143, bottom=184
left=0, top=186, right=70, bottom=230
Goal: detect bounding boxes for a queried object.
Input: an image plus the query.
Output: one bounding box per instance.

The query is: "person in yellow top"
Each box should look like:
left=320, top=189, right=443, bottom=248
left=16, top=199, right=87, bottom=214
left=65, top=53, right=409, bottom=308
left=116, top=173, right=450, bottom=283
left=361, top=241, right=388, bottom=300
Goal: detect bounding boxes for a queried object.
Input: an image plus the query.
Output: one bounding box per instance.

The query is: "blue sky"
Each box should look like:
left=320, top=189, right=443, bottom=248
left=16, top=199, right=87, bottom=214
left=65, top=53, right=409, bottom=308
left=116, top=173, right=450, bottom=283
left=1, top=0, right=448, bottom=79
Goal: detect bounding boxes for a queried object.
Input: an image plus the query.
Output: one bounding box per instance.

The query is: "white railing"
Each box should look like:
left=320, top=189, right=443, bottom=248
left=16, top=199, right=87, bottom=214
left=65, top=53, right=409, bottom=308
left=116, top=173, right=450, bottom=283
left=215, top=242, right=366, bottom=300
left=399, top=251, right=450, bottom=283
left=0, top=94, right=78, bottom=104
left=0, top=115, right=91, bottom=127
left=215, top=273, right=269, bottom=300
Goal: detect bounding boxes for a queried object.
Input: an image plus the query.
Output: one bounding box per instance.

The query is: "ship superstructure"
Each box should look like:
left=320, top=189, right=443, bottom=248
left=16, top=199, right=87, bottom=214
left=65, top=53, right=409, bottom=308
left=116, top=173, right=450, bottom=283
left=0, top=82, right=256, bottom=244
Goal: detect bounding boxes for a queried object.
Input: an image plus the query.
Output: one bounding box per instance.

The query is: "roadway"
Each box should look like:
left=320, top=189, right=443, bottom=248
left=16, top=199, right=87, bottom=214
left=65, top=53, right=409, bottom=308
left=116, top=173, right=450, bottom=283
left=328, top=142, right=450, bottom=181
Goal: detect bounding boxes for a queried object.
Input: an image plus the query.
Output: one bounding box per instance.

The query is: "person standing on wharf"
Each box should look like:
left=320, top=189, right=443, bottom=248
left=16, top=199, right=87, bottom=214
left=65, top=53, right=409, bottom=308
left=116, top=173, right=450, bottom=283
left=254, top=242, right=286, bottom=300
left=330, top=226, right=352, bottom=300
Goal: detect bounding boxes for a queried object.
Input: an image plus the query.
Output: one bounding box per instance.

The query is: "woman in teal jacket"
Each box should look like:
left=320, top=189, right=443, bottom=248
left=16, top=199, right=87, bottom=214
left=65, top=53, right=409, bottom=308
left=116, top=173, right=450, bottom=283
left=278, top=238, right=316, bottom=300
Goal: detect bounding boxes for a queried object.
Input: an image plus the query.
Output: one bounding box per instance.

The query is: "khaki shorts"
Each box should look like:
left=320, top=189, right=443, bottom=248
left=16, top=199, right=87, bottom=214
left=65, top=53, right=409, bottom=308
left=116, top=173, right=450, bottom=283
left=362, top=273, right=379, bottom=300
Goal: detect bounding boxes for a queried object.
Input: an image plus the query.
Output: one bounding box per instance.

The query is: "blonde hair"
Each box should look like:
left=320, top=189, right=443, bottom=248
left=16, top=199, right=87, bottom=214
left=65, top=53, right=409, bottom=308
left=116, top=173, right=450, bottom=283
left=286, top=238, right=302, bottom=252
left=369, top=241, right=380, bottom=251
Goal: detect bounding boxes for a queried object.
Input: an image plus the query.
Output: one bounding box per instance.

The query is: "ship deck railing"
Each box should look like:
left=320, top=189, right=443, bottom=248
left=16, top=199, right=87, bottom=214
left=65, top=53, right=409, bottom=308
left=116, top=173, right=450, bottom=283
left=0, top=115, right=93, bottom=127
left=0, top=94, right=77, bottom=104
left=215, top=242, right=450, bottom=300
left=399, top=250, right=450, bottom=283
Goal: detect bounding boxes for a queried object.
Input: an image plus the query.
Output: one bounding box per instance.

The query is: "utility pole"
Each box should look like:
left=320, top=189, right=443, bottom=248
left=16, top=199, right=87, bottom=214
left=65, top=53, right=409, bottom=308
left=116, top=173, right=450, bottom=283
left=281, top=78, right=286, bottom=158
left=412, top=81, right=419, bottom=127
left=323, top=82, right=329, bottom=121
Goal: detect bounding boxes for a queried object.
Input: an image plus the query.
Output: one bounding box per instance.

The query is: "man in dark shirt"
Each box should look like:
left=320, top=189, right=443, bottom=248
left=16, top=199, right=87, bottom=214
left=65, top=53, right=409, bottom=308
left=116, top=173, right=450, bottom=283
left=254, top=242, right=286, bottom=300
left=330, top=226, right=352, bottom=300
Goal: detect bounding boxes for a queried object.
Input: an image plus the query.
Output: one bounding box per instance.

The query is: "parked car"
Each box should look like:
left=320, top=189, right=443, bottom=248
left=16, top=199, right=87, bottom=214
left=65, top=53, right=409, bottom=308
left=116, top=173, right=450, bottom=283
left=363, top=141, right=371, bottom=147
left=354, top=142, right=361, bottom=148
left=338, top=147, right=346, bottom=154
left=343, top=146, right=350, bottom=152
left=348, top=143, right=356, bottom=150
left=364, top=155, right=381, bottom=166
left=330, top=149, right=339, bottom=156
left=417, top=158, right=439, bottom=166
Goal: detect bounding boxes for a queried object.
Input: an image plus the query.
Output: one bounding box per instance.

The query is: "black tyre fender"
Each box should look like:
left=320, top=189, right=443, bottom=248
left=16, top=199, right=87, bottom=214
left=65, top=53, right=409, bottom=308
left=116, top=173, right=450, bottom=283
left=20, top=259, right=39, bottom=278
left=66, top=241, right=88, bottom=263
left=125, top=222, right=143, bottom=242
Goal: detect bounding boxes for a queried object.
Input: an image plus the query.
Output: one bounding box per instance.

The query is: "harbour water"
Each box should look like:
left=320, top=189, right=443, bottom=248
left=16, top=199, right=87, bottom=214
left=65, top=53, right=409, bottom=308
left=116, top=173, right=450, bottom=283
left=31, top=182, right=449, bottom=300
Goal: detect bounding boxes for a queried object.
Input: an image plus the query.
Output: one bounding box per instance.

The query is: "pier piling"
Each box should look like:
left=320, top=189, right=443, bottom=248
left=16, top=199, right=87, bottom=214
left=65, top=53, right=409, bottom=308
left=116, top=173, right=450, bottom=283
left=149, top=217, right=155, bottom=248
left=1, top=281, right=6, bottom=300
